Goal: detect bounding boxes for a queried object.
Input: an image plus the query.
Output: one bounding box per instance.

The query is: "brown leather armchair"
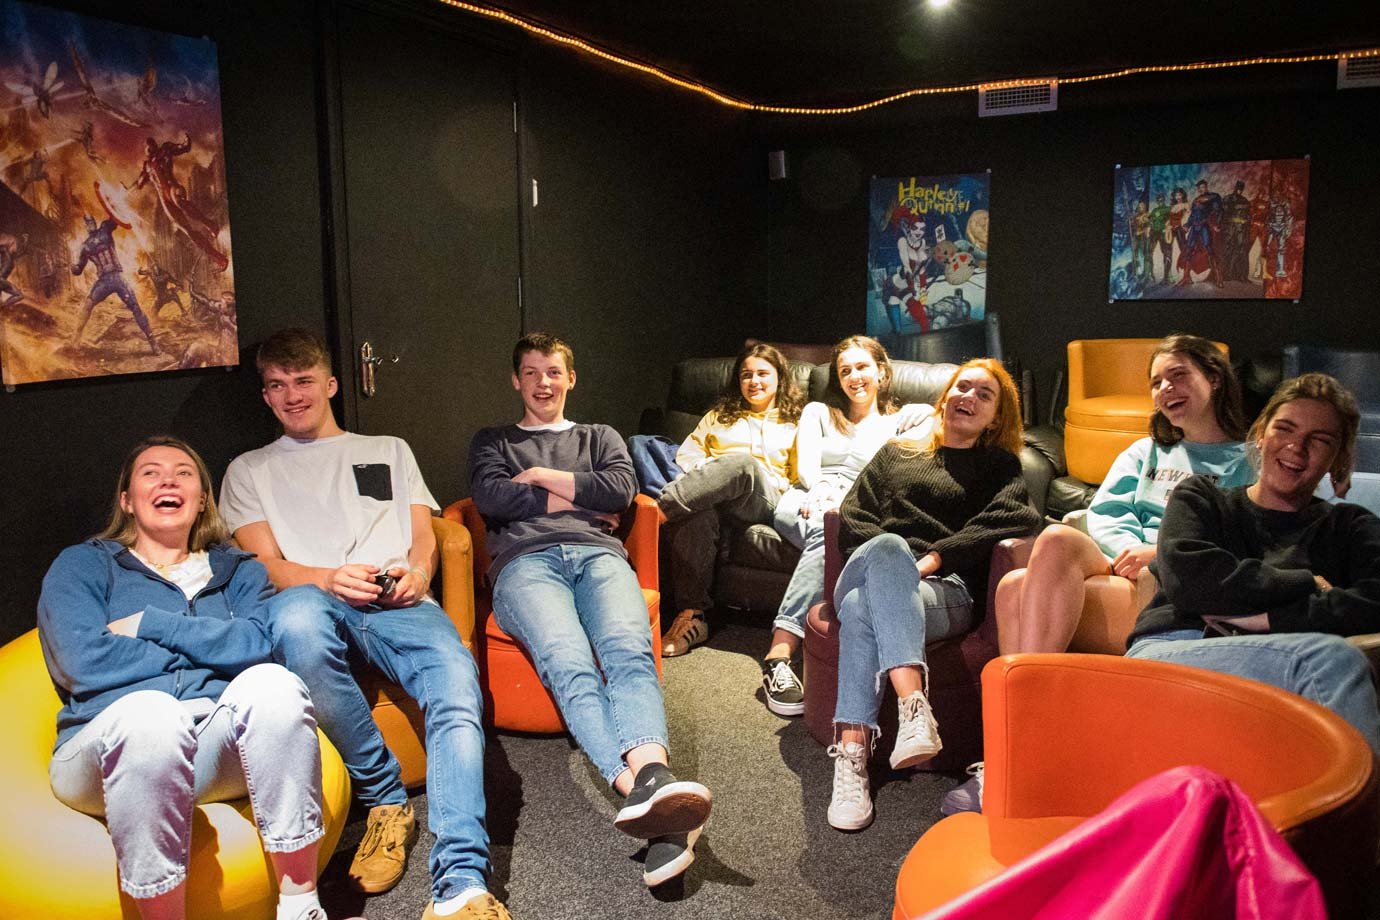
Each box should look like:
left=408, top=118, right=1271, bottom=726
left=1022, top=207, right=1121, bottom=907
left=802, top=509, right=1034, bottom=771
left=356, top=515, right=475, bottom=787
left=892, top=654, right=1379, bottom=920
left=444, top=494, right=663, bottom=734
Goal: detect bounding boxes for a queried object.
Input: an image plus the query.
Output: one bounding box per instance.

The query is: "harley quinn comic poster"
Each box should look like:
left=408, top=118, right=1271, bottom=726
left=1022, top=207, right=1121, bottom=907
left=0, top=0, right=237, bottom=385
left=867, top=172, right=989, bottom=351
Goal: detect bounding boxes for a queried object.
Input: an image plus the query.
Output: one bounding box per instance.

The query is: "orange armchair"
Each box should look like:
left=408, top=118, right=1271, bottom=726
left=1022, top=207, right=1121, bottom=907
left=1063, top=338, right=1161, bottom=484
left=444, top=494, right=663, bottom=733
left=356, top=515, right=475, bottom=787
left=892, top=654, right=1379, bottom=920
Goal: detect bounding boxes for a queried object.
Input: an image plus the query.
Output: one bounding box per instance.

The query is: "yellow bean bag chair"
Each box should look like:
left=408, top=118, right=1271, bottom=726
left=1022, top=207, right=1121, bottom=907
left=0, top=629, right=352, bottom=919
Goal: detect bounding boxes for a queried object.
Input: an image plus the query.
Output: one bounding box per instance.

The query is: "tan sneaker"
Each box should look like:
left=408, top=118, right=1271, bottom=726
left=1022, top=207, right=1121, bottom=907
left=421, top=892, right=512, bottom=920
left=662, top=610, right=708, bottom=657
left=348, top=802, right=418, bottom=894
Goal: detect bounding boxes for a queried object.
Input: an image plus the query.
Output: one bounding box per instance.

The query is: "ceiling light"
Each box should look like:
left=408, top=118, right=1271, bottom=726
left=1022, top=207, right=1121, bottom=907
left=927, top=0, right=954, bottom=9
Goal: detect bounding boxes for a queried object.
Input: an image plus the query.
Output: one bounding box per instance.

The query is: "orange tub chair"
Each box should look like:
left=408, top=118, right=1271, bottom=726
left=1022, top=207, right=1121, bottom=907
left=444, top=494, right=663, bottom=733
left=892, top=654, right=1378, bottom=920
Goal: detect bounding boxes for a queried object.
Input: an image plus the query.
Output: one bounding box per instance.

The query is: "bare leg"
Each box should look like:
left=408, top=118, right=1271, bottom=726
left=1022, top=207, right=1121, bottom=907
left=838, top=724, right=870, bottom=749
left=766, top=628, right=801, bottom=661
left=1004, top=525, right=1112, bottom=654
left=888, top=665, right=924, bottom=698
left=134, top=884, right=185, bottom=920
left=270, top=843, right=320, bottom=896
left=615, top=742, right=669, bottom=796
left=994, top=570, right=1026, bottom=655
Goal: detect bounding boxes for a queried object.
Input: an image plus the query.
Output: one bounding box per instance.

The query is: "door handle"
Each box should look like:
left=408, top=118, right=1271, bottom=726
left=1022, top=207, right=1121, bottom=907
left=359, top=341, right=398, bottom=398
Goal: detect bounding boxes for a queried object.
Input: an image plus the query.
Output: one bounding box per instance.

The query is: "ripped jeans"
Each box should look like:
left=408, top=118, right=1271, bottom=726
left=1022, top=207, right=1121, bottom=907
left=832, top=533, right=972, bottom=732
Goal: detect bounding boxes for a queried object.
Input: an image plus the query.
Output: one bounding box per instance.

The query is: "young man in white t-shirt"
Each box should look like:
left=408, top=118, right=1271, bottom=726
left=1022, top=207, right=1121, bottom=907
left=220, top=328, right=506, bottom=920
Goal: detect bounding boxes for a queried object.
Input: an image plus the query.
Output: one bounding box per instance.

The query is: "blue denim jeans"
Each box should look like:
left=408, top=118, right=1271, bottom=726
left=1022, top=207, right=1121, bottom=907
left=832, top=533, right=973, bottom=731
left=1128, top=629, right=1380, bottom=755
left=268, top=587, right=488, bottom=900
left=773, top=509, right=827, bottom=639
left=492, top=544, right=668, bottom=787
left=49, top=664, right=324, bottom=899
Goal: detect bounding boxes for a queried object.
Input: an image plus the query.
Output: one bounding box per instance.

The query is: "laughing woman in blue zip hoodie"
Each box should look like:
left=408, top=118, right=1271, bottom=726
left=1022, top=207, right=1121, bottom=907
left=38, top=436, right=333, bottom=920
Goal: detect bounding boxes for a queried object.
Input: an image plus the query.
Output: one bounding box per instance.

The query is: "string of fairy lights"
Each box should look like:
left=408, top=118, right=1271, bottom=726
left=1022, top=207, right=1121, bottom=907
left=432, top=0, right=1379, bottom=116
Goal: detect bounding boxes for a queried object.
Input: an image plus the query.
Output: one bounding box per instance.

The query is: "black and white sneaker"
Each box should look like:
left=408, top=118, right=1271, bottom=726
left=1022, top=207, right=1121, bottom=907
left=642, top=825, right=704, bottom=887
left=761, top=657, right=805, bottom=716
left=614, top=763, right=712, bottom=838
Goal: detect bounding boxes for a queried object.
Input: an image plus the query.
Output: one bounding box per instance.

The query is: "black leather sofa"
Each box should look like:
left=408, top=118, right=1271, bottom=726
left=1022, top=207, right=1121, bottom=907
left=641, top=354, right=1070, bottom=613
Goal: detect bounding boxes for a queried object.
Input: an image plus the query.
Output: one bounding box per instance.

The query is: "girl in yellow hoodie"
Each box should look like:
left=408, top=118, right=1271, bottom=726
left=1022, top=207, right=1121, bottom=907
left=657, top=343, right=805, bottom=656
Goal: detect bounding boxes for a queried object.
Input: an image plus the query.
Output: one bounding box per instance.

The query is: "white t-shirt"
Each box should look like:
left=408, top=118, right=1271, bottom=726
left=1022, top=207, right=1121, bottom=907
left=220, top=432, right=439, bottom=573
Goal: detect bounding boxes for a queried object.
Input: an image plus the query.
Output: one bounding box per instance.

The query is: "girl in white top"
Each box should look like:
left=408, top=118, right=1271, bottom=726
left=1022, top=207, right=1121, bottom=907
left=761, top=336, right=933, bottom=716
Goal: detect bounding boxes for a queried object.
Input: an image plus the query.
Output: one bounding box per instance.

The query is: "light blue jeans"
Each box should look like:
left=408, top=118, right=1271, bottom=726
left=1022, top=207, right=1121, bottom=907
left=268, top=587, right=488, bottom=900
left=1128, top=629, right=1380, bottom=754
left=492, top=544, right=668, bottom=787
left=832, top=533, right=973, bottom=732
left=773, top=501, right=827, bottom=639
left=49, top=664, right=324, bottom=899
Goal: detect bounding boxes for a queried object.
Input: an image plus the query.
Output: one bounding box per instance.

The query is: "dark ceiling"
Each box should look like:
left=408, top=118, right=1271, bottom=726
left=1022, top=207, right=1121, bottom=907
left=484, top=1, right=1380, bottom=106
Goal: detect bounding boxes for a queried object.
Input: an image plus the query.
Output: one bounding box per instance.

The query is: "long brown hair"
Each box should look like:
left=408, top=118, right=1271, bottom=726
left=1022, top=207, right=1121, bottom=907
left=710, top=342, right=806, bottom=425
left=1248, top=373, right=1361, bottom=485
left=910, top=358, right=1023, bottom=456
left=98, top=435, right=229, bottom=552
left=824, top=335, right=899, bottom=435
left=1147, top=333, right=1246, bottom=447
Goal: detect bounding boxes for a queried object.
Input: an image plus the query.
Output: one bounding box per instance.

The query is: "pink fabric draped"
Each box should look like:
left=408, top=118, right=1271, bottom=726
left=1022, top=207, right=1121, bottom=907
left=917, top=766, right=1325, bottom=920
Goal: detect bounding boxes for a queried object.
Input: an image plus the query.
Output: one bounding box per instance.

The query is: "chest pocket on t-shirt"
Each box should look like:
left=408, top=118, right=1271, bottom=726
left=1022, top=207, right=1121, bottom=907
left=353, top=463, right=393, bottom=501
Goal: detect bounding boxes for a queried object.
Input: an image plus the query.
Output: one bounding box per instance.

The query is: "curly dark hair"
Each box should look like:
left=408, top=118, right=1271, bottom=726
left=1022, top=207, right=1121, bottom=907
left=710, top=343, right=805, bottom=425
left=1147, top=333, right=1247, bottom=447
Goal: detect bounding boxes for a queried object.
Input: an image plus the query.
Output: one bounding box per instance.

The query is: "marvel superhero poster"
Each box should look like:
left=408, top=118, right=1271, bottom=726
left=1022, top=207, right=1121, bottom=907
left=0, top=0, right=236, bottom=385
left=867, top=172, right=990, bottom=349
left=1109, top=158, right=1309, bottom=301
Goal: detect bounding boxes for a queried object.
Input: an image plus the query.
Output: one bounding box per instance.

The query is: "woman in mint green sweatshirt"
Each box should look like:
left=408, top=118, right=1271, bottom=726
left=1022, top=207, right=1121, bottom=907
left=941, top=335, right=1254, bottom=816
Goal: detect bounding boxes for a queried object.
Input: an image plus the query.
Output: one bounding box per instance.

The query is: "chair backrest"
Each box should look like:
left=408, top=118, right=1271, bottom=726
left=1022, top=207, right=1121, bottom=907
left=1, top=630, right=61, bottom=772
left=1283, top=344, right=1380, bottom=473
left=982, top=653, right=1375, bottom=842
left=1067, top=339, right=1163, bottom=401
left=444, top=495, right=660, bottom=593
left=1068, top=338, right=1230, bottom=402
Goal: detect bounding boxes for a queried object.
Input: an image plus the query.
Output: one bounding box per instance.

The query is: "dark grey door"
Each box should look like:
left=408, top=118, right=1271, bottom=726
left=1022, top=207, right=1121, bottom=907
left=331, top=2, right=521, bottom=507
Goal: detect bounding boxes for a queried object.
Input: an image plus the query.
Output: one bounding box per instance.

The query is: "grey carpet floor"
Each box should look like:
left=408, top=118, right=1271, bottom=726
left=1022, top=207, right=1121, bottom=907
left=319, top=615, right=962, bottom=920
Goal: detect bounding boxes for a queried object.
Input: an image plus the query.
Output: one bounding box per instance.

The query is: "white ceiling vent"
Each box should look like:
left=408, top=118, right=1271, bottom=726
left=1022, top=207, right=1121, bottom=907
left=1337, top=55, right=1380, bottom=90
left=978, top=79, right=1058, bottom=117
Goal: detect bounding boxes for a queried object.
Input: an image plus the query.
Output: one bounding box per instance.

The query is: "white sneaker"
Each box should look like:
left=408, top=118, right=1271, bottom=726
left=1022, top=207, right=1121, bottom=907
left=827, top=742, right=874, bottom=831
left=940, top=762, right=984, bottom=815
left=890, top=690, right=942, bottom=770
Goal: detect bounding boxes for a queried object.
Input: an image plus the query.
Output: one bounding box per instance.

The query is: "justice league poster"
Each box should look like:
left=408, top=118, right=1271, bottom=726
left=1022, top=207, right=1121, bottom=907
left=0, top=0, right=237, bottom=386
left=1109, top=158, right=1309, bottom=301
left=867, top=172, right=989, bottom=354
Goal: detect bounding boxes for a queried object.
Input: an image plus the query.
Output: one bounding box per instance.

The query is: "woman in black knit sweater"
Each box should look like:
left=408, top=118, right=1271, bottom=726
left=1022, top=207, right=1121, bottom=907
left=1126, top=373, right=1380, bottom=753
left=826, top=358, right=1040, bottom=831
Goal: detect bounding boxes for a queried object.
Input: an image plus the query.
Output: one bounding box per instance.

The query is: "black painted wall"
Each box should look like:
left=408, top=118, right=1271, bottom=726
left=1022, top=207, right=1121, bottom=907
left=757, top=65, right=1380, bottom=422
left=0, top=0, right=762, bottom=643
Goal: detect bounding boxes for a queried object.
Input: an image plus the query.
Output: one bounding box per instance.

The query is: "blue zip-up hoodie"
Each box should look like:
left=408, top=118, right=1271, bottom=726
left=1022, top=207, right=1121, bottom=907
left=38, top=539, right=275, bottom=750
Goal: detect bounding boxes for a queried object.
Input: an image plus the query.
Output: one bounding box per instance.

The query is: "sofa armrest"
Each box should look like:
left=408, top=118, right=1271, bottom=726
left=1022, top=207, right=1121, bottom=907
left=822, top=510, right=842, bottom=608
left=622, top=494, right=662, bottom=593
left=431, top=516, right=476, bottom=653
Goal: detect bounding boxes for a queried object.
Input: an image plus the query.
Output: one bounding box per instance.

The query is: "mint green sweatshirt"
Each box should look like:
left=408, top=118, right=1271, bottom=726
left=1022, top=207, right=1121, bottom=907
left=1086, top=437, right=1253, bottom=559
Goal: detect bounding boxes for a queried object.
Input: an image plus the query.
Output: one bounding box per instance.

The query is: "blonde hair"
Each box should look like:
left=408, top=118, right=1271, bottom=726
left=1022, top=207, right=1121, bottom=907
left=99, top=436, right=229, bottom=552
left=1248, top=373, right=1361, bottom=485
left=902, top=358, right=1024, bottom=457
